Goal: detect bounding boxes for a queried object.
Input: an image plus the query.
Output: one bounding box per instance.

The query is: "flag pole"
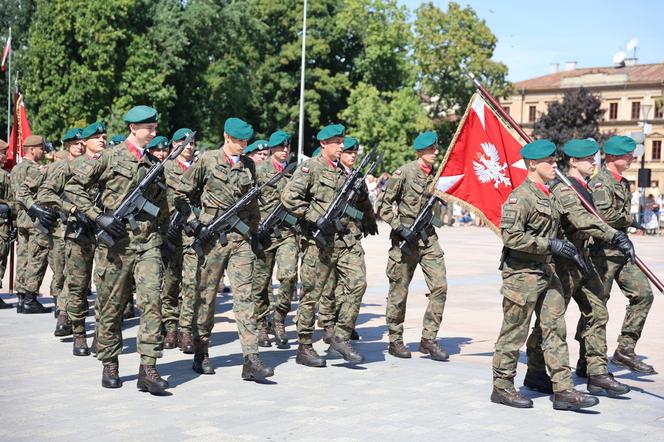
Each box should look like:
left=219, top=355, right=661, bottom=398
left=5, top=27, right=10, bottom=142
left=297, top=0, right=308, bottom=164
left=468, top=71, right=664, bottom=293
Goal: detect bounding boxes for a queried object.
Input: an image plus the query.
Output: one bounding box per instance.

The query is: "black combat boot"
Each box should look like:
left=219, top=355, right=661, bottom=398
left=329, top=336, right=364, bottom=363
left=553, top=388, right=599, bottom=410
left=137, top=364, right=170, bottom=394
left=490, top=386, right=533, bottom=408
left=242, top=353, right=275, bottom=381
left=575, top=358, right=588, bottom=378
left=73, top=334, right=90, bottom=357
left=15, top=293, right=25, bottom=313
left=163, top=329, right=178, bottom=350
left=523, top=369, right=553, bottom=394
left=54, top=312, right=73, bottom=337
left=419, top=338, right=449, bottom=361
left=257, top=324, right=272, bottom=348
left=350, top=329, right=360, bottom=341
left=0, top=297, right=12, bottom=309
left=21, top=293, right=52, bottom=314
left=322, top=325, right=334, bottom=345
left=192, top=341, right=215, bottom=374
left=613, top=345, right=657, bottom=374
left=388, top=340, right=412, bottom=358
left=296, top=344, right=326, bottom=367
left=101, top=359, right=122, bottom=388
left=179, top=330, right=194, bottom=354
left=587, top=373, right=631, bottom=397
left=273, top=320, right=289, bottom=349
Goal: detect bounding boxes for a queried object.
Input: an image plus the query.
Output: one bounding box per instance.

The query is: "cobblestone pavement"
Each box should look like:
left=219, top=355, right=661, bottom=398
left=1, top=225, right=663, bottom=441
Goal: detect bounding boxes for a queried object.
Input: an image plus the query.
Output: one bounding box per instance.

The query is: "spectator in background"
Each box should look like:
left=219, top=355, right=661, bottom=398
left=630, top=183, right=640, bottom=224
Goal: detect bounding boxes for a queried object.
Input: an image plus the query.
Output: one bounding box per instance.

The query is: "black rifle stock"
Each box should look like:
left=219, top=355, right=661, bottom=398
left=399, top=194, right=442, bottom=256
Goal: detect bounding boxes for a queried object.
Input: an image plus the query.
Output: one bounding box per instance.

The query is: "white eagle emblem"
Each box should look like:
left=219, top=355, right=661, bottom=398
left=473, top=142, right=511, bottom=188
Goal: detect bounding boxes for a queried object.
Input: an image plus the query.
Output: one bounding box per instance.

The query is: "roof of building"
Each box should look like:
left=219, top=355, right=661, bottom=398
left=514, top=62, right=664, bottom=91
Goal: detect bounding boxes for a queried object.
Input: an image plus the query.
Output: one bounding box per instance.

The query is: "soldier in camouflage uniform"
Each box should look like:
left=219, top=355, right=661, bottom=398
left=317, top=136, right=377, bottom=347
left=523, top=139, right=631, bottom=397
left=377, top=131, right=448, bottom=362
left=243, top=139, right=269, bottom=165
left=65, top=106, right=171, bottom=393
left=0, top=140, right=15, bottom=309
left=174, top=117, right=274, bottom=381
left=12, top=135, right=55, bottom=314
left=252, top=131, right=298, bottom=349
left=588, top=135, right=656, bottom=375
left=37, top=127, right=86, bottom=337
left=491, top=139, right=598, bottom=410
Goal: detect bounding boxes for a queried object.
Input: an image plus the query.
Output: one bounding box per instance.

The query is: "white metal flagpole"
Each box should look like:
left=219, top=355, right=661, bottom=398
left=297, top=0, right=308, bottom=163
left=5, top=27, right=11, bottom=142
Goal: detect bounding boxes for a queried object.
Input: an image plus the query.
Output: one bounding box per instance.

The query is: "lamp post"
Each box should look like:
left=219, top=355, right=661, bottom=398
left=636, top=104, right=652, bottom=223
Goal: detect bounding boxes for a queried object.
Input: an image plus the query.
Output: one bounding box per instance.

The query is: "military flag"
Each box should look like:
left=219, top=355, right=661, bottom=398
left=433, top=93, right=528, bottom=231
left=6, top=93, right=31, bottom=170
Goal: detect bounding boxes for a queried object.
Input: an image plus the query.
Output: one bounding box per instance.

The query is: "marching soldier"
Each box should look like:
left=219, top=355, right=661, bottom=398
left=37, top=127, right=85, bottom=337
left=491, top=139, right=598, bottom=410
left=13, top=135, right=55, bottom=314
left=252, top=130, right=298, bottom=349
left=0, top=140, right=15, bottom=309
left=523, top=138, right=632, bottom=397
left=588, top=135, right=656, bottom=375
left=65, top=106, right=171, bottom=393
left=174, top=117, right=274, bottom=381
left=377, top=131, right=448, bottom=361
left=243, top=139, right=269, bottom=164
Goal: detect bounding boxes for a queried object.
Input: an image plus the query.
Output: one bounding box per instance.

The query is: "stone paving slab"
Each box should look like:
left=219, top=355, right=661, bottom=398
left=1, top=226, right=663, bottom=440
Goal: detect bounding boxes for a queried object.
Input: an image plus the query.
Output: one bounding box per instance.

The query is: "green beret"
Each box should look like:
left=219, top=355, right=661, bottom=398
left=147, top=136, right=170, bottom=151
left=268, top=130, right=291, bottom=148
left=316, top=124, right=345, bottom=141
left=123, top=105, right=158, bottom=124
left=62, top=128, right=82, bottom=142
left=312, top=146, right=321, bottom=157
left=604, top=135, right=636, bottom=156
left=413, top=131, right=437, bottom=150
left=563, top=139, right=599, bottom=158
left=224, top=117, right=254, bottom=140
left=171, top=128, right=194, bottom=142
left=244, top=140, right=268, bottom=154
left=343, top=136, right=359, bottom=151
left=108, top=135, right=126, bottom=146
left=80, top=121, right=107, bottom=139
left=520, top=139, right=556, bottom=160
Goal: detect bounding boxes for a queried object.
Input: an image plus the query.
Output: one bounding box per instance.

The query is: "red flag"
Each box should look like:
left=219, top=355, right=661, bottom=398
left=433, top=93, right=527, bottom=231
left=1, top=34, right=10, bottom=72
left=6, top=94, right=32, bottom=171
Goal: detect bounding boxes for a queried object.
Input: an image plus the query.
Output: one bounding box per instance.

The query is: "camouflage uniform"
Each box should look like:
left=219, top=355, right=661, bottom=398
left=65, top=143, right=169, bottom=365
left=0, top=169, right=13, bottom=285
left=252, top=158, right=298, bottom=328
left=377, top=160, right=447, bottom=343
left=174, top=150, right=260, bottom=356
left=12, top=159, right=51, bottom=296
left=493, top=178, right=574, bottom=393
left=588, top=166, right=654, bottom=350
left=526, top=177, right=617, bottom=377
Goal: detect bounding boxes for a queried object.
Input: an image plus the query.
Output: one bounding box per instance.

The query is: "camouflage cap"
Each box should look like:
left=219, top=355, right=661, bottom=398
left=24, top=135, right=44, bottom=147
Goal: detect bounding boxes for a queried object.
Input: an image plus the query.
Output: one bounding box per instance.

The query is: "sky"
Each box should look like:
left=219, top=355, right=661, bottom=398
left=397, top=0, right=664, bottom=81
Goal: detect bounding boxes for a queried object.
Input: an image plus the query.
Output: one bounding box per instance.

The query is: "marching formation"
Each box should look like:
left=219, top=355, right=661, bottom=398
left=0, top=104, right=657, bottom=411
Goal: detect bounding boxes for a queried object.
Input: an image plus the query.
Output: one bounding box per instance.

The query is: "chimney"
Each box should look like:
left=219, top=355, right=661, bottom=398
left=564, top=61, right=577, bottom=71
left=549, top=63, right=559, bottom=74
left=624, top=57, right=638, bottom=66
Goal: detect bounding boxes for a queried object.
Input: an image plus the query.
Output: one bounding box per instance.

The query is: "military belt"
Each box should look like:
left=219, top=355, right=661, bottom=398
left=507, top=249, right=552, bottom=264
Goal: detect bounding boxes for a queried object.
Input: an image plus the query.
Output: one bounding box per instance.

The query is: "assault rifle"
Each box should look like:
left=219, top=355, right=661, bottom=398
left=398, top=194, right=443, bottom=256
left=256, top=202, right=300, bottom=248
left=311, top=146, right=381, bottom=248
left=36, top=192, right=94, bottom=239
left=96, top=131, right=196, bottom=247
left=189, top=161, right=296, bottom=257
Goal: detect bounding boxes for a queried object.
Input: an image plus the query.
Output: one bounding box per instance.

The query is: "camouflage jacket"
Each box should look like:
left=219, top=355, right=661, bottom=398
left=0, top=169, right=14, bottom=228
left=174, top=149, right=259, bottom=240
left=338, top=163, right=377, bottom=246
left=378, top=160, right=441, bottom=238
left=64, top=143, right=169, bottom=251
left=256, top=157, right=294, bottom=239
left=12, top=159, right=44, bottom=229
left=163, top=158, right=188, bottom=215
left=588, top=166, right=632, bottom=256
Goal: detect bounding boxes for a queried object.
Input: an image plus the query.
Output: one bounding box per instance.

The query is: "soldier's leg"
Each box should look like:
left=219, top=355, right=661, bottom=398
left=575, top=272, right=609, bottom=376
left=251, top=248, right=275, bottom=329
left=25, top=229, right=51, bottom=295
left=14, top=227, right=30, bottom=294
left=226, top=240, right=259, bottom=355
left=273, top=236, right=298, bottom=323
left=0, top=225, right=9, bottom=285
left=419, top=240, right=447, bottom=341
left=334, top=243, right=366, bottom=341
left=65, top=239, right=94, bottom=336
left=133, top=247, right=165, bottom=365
left=194, top=241, right=230, bottom=345
left=613, top=260, right=654, bottom=349
left=317, top=269, right=338, bottom=328
left=297, top=241, right=335, bottom=344
left=161, top=244, right=183, bottom=336
left=49, top=236, right=67, bottom=309
left=178, top=248, right=199, bottom=352
left=385, top=245, right=418, bottom=342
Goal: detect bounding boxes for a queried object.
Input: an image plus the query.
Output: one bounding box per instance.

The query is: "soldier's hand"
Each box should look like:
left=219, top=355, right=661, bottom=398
left=315, top=217, right=334, bottom=235
left=95, top=213, right=124, bottom=238
left=167, top=221, right=182, bottom=243
left=630, top=220, right=646, bottom=231
left=572, top=253, right=591, bottom=275
left=548, top=238, right=579, bottom=261
left=28, top=204, right=57, bottom=230
left=9, top=227, right=17, bottom=243
left=188, top=219, right=211, bottom=242
left=396, top=224, right=417, bottom=246
left=73, top=210, right=95, bottom=231
left=612, top=231, right=636, bottom=264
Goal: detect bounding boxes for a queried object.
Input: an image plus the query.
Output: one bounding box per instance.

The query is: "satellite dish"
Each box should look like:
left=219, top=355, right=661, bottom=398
left=626, top=38, right=639, bottom=52
left=613, top=51, right=626, bottom=65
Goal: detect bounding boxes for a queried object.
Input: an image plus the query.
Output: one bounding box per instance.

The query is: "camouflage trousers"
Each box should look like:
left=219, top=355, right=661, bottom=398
left=15, top=227, right=50, bottom=295
left=493, top=261, right=573, bottom=392
left=64, top=237, right=95, bottom=335
left=162, top=242, right=183, bottom=332
left=95, top=243, right=164, bottom=365
left=385, top=236, right=447, bottom=342
left=0, top=224, right=9, bottom=286
left=194, top=237, right=258, bottom=355
left=527, top=259, right=609, bottom=376
left=316, top=240, right=367, bottom=340
left=252, top=234, right=298, bottom=326
left=179, top=247, right=199, bottom=333
left=50, top=236, right=66, bottom=310
left=591, top=254, right=654, bottom=350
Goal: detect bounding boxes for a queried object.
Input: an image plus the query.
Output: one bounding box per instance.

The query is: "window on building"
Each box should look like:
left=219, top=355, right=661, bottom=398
left=631, top=101, right=641, bottom=120
left=655, top=101, right=664, bottom=119
left=503, top=106, right=510, bottom=116
left=528, top=105, right=536, bottom=122
left=609, top=102, right=618, bottom=120
left=652, top=140, right=662, bottom=161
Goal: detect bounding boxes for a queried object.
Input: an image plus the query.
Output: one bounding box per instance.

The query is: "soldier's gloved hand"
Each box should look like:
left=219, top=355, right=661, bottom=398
left=630, top=220, right=646, bottom=231
left=73, top=210, right=95, bottom=231
left=612, top=231, right=636, bottom=264
left=315, top=217, right=334, bottom=235
left=167, top=220, right=182, bottom=243
left=363, top=220, right=379, bottom=236
left=396, top=224, right=417, bottom=246
left=95, top=213, right=124, bottom=238
left=28, top=204, right=57, bottom=230
left=188, top=219, right=211, bottom=242
left=9, top=227, right=17, bottom=243
left=548, top=238, right=579, bottom=261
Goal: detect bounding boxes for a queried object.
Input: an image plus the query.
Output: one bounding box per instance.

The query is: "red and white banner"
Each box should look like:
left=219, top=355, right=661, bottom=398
left=433, top=93, right=528, bottom=231
left=6, top=94, right=31, bottom=171
left=1, top=34, right=10, bottom=72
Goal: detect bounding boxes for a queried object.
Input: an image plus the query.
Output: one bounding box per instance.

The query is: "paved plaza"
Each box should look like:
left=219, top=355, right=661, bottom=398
left=0, top=225, right=663, bottom=441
